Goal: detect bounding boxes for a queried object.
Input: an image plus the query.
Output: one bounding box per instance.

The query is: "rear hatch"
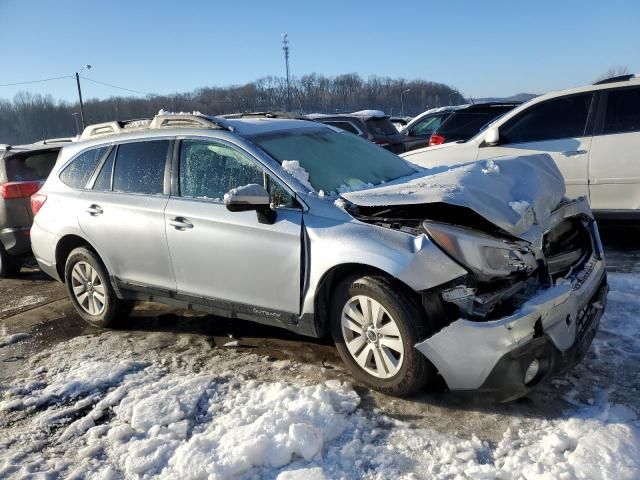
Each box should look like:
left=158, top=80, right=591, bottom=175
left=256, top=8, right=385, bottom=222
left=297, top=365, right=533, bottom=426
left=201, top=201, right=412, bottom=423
left=365, top=117, right=406, bottom=154
left=1, top=148, right=60, bottom=228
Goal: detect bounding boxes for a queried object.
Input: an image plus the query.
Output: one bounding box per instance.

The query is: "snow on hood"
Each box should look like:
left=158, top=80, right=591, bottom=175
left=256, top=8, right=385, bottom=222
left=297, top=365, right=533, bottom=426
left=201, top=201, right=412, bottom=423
left=341, top=153, right=566, bottom=236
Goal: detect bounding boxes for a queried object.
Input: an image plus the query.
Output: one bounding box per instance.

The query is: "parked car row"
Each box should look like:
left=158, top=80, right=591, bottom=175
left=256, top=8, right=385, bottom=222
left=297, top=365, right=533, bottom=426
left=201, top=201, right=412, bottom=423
left=13, top=106, right=607, bottom=401
left=404, top=74, right=640, bottom=219
left=310, top=102, right=522, bottom=154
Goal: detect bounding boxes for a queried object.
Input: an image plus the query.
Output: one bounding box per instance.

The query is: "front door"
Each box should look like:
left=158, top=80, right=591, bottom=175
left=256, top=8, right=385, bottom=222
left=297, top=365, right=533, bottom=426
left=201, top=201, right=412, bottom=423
left=165, top=138, right=302, bottom=314
left=477, top=93, right=595, bottom=201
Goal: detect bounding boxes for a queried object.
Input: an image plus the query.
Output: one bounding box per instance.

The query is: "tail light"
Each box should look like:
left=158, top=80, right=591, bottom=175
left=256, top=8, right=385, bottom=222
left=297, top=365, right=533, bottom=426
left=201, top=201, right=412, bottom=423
left=31, top=193, right=48, bottom=216
left=0, top=181, right=42, bottom=199
left=429, top=134, right=446, bottom=146
left=373, top=140, right=390, bottom=147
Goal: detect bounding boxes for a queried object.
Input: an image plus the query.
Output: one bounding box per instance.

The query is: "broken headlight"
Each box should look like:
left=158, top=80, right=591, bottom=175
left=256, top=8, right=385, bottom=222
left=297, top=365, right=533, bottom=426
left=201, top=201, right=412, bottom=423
left=423, top=221, right=537, bottom=282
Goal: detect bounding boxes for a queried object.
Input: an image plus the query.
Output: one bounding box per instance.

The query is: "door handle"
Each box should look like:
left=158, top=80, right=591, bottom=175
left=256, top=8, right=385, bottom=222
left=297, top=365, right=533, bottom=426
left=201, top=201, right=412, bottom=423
left=169, top=217, right=193, bottom=230
left=561, top=150, right=588, bottom=157
left=86, top=204, right=103, bottom=216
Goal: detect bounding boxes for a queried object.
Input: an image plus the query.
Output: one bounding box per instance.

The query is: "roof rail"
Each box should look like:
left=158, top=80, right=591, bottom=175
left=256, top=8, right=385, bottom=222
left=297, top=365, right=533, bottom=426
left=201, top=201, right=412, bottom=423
left=593, top=74, right=636, bottom=85
left=80, top=113, right=226, bottom=140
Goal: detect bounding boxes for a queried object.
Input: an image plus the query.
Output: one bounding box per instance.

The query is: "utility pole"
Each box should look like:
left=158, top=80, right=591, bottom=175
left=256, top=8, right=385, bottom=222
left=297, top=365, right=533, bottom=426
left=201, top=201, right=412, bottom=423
left=400, top=88, right=410, bottom=117
left=75, top=64, right=91, bottom=130
left=282, top=34, right=291, bottom=112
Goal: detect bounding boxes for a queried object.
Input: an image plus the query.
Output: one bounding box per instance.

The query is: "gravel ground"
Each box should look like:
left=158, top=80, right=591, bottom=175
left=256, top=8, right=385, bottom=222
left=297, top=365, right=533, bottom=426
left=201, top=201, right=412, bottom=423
left=0, top=223, right=638, bottom=479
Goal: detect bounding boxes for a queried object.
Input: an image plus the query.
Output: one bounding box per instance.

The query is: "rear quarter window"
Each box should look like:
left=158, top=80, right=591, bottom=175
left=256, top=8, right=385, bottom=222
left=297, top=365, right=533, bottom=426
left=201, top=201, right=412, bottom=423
left=5, top=150, right=60, bottom=182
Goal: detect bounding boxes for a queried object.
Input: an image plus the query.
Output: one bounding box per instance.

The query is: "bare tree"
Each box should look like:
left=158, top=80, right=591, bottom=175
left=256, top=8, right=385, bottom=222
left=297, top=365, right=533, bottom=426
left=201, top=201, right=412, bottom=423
left=596, top=66, right=631, bottom=82
left=0, top=73, right=460, bottom=144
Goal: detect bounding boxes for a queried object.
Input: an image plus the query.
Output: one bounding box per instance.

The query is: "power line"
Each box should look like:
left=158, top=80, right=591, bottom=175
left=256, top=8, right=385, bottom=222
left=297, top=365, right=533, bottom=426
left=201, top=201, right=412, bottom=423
left=0, top=75, right=73, bottom=87
left=80, top=76, right=153, bottom=96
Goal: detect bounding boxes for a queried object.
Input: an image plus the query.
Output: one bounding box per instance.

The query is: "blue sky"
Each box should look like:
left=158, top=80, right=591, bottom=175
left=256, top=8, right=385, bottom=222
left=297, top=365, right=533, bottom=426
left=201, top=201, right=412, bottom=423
left=1, top=0, right=639, bottom=103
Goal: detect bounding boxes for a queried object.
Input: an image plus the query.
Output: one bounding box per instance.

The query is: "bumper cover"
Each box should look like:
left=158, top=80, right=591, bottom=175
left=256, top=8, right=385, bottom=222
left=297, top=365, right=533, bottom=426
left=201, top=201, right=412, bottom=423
left=415, top=254, right=607, bottom=400
left=0, top=227, right=31, bottom=255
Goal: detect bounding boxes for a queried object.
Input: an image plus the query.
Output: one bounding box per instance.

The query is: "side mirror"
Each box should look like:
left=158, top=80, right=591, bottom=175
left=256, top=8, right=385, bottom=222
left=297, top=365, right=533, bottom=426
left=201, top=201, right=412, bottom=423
left=224, top=184, right=276, bottom=224
left=484, top=127, right=500, bottom=146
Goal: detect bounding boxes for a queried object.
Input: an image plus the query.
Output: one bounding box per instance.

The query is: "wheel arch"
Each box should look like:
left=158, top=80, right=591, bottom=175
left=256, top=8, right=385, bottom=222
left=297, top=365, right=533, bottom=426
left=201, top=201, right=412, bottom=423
left=311, top=262, right=424, bottom=338
left=55, top=234, right=99, bottom=283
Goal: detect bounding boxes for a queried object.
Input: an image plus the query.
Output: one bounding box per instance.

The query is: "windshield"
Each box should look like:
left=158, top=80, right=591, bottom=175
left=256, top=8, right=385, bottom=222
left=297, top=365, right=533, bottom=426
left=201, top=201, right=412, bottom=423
left=251, top=127, right=416, bottom=194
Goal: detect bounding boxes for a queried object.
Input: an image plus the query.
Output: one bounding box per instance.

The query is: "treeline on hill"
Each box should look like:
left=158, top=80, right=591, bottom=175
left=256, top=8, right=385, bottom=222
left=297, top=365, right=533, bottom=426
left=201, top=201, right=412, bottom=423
left=0, top=73, right=461, bottom=145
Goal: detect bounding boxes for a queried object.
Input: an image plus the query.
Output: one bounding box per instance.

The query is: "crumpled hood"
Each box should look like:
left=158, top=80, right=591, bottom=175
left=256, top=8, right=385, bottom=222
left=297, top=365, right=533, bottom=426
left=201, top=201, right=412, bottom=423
left=341, top=153, right=566, bottom=237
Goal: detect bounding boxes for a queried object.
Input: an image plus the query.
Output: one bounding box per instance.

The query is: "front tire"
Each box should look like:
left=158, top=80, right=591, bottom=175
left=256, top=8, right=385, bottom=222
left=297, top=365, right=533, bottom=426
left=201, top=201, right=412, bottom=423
left=331, top=275, right=437, bottom=397
left=64, top=247, right=132, bottom=328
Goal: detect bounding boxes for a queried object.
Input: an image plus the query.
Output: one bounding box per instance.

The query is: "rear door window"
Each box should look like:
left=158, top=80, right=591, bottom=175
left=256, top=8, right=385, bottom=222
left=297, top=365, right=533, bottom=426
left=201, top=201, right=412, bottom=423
left=113, top=140, right=170, bottom=195
left=500, top=94, right=593, bottom=144
left=5, top=150, right=59, bottom=182
left=60, top=147, right=108, bottom=189
left=603, top=87, right=640, bottom=135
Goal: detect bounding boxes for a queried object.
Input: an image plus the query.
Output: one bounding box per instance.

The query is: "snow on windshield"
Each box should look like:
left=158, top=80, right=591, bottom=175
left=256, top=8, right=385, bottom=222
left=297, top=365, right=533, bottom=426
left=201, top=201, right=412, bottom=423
left=252, top=129, right=416, bottom=195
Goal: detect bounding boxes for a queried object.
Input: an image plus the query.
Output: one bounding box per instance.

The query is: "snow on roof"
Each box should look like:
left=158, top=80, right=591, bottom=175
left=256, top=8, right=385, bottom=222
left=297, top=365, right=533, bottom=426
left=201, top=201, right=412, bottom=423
left=223, top=117, right=321, bottom=136
left=350, top=109, right=387, bottom=118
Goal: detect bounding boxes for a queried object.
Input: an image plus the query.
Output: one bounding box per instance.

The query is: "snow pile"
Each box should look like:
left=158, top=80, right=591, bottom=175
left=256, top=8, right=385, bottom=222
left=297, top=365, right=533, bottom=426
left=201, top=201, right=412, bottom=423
left=0, top=273, right=639, bottom=478
left=351, top=109, right=386, bottom=118
left=337, top=182, right=375, bottom=194
left=157, top=109, right=204, bottom=116
left=282, top=160, right=315, bottom=191
left=123, top=119, right=152, bottom=128
left=481, top=159, right=500, bottom=175
left=509, top=200, right=531, bottom=216
left=492, top=400, right=640, bottom=479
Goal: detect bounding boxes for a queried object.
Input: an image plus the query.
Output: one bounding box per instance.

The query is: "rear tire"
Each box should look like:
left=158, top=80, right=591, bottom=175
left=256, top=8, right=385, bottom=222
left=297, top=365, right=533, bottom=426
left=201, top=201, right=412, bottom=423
left=331, top=275, right=437, bottom=397
left=64, top=247, right=132, bottom=328
left=0, top=244, right=22, bottom=278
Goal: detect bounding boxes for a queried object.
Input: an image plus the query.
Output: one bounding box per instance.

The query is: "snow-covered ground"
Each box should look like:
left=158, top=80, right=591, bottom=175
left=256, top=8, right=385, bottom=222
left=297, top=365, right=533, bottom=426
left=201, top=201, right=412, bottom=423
left=0, top=270, right=638, bottom=479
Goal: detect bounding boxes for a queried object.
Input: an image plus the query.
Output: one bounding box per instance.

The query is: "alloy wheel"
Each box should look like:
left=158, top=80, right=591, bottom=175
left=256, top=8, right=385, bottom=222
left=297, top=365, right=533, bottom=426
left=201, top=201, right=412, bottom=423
left=341, top=295, right=405, bottom=379
left=71, top=261, right=106, bottom=316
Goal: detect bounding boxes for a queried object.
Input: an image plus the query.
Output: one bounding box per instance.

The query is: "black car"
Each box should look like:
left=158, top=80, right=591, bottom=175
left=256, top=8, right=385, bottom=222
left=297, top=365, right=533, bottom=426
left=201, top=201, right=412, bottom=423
left=308, top=111, right=408, bottom=154
left=428, top=103, right=521, bottom=146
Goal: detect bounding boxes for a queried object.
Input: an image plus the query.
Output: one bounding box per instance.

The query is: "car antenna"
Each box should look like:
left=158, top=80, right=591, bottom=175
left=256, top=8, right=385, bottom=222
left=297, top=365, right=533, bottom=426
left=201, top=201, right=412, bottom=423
left=43, top=130, right=48, bottom=144
left=469, top=96, right=475, bottom=104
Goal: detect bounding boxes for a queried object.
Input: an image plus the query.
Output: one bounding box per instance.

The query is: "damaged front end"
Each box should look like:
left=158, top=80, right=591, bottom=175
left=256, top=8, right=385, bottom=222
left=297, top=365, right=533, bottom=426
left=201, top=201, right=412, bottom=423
left=347, top=196, right=608, bottom=401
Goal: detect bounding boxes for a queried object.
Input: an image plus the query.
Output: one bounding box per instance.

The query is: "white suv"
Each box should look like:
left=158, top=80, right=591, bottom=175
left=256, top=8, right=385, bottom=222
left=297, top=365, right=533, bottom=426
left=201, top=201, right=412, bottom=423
left=403, top=74, right=640, bottom=219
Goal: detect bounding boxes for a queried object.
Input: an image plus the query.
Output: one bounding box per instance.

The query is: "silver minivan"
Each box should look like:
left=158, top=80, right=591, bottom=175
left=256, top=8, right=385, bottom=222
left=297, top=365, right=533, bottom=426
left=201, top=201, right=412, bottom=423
left=31, top=113, right=608, bottom=400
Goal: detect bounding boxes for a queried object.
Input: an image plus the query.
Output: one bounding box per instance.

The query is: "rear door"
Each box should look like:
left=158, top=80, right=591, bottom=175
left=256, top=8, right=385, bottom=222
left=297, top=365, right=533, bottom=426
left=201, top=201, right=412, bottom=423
left=78, top=139, right=176, bottom=291
left=588, top=86, right=640, bottom=212
left=477, top=93, right=595, bottom=200
left=164, top=138, right=302, bottom=314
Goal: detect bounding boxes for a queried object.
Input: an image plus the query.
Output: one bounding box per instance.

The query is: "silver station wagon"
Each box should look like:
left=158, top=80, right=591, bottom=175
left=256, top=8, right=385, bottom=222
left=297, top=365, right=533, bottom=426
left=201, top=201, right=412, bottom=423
left=31, top=112, right=608, bottom=400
